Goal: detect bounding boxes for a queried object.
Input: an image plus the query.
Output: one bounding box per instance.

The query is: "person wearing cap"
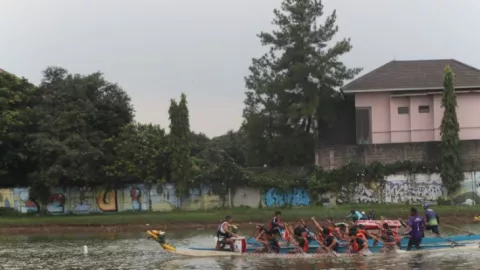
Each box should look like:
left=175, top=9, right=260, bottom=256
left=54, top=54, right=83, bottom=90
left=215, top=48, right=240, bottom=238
left=215, top=215, right=238, bottom=251
left=424, top=203, right=440, bottom=235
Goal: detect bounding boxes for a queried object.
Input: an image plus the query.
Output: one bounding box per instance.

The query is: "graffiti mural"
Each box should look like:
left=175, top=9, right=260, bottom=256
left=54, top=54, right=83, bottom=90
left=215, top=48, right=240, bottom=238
left=130, top=187, right=141, bottom=211
left=14, top=189, right=38, bottom=213
left=450, top=172, right=480, bottom=205
left=74, top=200, right=92, bottom=213
left=46, top=193, right=66, bottom=214
left=342, top=174, right=444, bottom=204
left=0, top=189, right=13, bottom=208
left=97, top=189, right=117, bottom=212
left=264, top=188, right=310, bottom=207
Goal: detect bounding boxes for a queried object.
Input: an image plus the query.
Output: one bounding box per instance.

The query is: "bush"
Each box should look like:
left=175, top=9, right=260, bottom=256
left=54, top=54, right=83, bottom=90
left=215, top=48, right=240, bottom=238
left=0, top=207, right=24, bottom=217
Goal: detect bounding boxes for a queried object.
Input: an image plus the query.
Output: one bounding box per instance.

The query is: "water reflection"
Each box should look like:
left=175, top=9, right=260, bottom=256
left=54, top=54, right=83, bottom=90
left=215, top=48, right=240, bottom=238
left=0, top=232, right=478, bottom=269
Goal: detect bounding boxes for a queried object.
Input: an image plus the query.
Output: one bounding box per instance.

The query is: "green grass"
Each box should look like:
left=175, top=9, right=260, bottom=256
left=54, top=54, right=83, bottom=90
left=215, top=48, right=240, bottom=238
left=0, top=204, right=479, bottom=226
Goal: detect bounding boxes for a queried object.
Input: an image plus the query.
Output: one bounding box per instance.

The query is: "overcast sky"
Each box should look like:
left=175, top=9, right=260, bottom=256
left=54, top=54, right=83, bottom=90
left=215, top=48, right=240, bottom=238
left=1, top=0, right=479, bottom=137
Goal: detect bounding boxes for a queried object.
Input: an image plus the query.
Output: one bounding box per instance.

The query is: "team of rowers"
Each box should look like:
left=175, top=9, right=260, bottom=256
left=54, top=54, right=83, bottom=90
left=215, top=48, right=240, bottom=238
left=216, top=203, right=440, bottom=254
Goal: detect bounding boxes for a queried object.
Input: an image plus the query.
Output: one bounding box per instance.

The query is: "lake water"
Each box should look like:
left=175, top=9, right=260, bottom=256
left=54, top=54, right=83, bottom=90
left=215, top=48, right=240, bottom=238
left=0, top=229, right=480, bottom=269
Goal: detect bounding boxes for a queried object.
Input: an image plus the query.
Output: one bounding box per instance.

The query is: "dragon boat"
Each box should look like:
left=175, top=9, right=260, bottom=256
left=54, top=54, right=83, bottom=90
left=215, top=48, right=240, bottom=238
left=146, top=229, right=480, bottom=258
left=245, top=234, right=480, bottom=250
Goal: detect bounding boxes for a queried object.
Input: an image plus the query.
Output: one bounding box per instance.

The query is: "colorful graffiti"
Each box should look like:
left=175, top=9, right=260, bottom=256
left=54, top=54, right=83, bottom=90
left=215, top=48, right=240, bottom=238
left=97, top=189, right=117, bottom=212
left=16, top=189, right=39, bottom=213
left=0, top=189, right=13, bottom=208
left=74, top=200, right=91, bottom=213
left=264, top=188, right=310, bottom=207
left=46, top=193, right=66, bottom=214
left=130, top=187, right=141, bottom=211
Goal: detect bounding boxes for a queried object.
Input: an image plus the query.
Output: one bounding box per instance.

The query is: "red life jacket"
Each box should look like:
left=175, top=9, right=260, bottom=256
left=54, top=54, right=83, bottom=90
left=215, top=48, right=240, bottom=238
left=301, top=232, right=309, bottom=252
left=392, top=230, right=400, bottom=243
left=351, top=237, right=360, bottom=252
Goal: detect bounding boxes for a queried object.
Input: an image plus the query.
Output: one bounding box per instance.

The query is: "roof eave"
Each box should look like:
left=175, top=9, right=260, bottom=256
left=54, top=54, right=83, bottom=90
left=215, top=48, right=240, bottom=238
left=342, top=85, right=480, bottom=94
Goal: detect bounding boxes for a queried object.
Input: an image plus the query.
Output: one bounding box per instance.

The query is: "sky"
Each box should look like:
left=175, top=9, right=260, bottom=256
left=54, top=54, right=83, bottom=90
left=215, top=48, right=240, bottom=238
left=1, top=0, right=480, bottom=138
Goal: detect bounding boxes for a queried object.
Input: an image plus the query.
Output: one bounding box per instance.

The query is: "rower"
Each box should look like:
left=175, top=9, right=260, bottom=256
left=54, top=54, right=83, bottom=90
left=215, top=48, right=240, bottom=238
left=297, top=220, right=316, bottom=241
left=284, top=223, right=308, bottom=253
left=347, top=210, right=364, bottom=222
left=424, top=203, right=440, bottom=235
left=319, top=227, right=339, bottom=253
left=349, top=232, right=369, bottom=253
left=269, top=211, right=284, bottom=236
left=405, top=207, right=426, bottom=251
left=215, top=215, right=237, bottom=251
left=255, top=225, right=280, bottom=253
left=373, top=223, right=401, bottom=249
left=357, top=224, right=370, bottom=239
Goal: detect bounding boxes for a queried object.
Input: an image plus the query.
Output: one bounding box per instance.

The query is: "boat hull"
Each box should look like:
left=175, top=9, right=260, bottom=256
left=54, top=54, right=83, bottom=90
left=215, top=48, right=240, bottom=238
left=199, top=242, right=465, bottom=254
left=246, top=234, right=480, bottom=248
left=166, top=244, right=480, bottom=258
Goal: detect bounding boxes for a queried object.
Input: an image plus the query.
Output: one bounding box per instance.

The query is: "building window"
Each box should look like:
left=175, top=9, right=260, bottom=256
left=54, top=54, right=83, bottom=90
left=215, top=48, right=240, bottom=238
left=418, top=105, right=430, bottom=113
left=398, top=106, right=409, bottom=114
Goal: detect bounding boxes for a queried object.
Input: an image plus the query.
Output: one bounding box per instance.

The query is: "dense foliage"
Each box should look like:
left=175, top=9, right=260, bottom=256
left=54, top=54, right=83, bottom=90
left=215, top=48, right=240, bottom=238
left=440, top=66, right=463, bottom=195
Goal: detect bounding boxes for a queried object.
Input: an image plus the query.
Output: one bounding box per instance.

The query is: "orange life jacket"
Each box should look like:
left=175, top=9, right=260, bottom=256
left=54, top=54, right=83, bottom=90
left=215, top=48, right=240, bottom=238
left=357, top=231, right=367, bottom=241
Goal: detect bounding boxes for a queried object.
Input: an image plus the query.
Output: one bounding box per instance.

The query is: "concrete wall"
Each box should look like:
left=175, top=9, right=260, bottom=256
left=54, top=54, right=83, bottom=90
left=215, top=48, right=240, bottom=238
left=355, top=92, right=480, bottom=144
left=1, top=173, right=480, bottom=213
left=316, top=140, right=480, bottom=170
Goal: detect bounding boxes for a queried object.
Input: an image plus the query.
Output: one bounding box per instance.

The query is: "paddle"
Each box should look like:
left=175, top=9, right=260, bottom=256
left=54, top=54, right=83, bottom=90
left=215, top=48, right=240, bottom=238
left=443, top=224, right=474, bottom=236
left=246, top=226, right=261, bottom=243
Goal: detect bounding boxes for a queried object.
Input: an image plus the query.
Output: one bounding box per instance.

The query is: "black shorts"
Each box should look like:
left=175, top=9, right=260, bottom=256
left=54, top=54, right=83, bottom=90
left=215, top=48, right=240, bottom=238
left=407, top=238, right=422, bottom=250
left=426, top=225, right=440, bottom=235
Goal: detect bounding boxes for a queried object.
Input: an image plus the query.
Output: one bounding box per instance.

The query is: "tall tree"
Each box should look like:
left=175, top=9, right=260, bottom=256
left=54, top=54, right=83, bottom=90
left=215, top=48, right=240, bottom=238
left=243, top=0, right=361, bottom=167
left=440, top=65, right=463, bottom=196
left=0, top=71, right=39, bottom=187
left=29, top=67, right=134, bottom=195
left=168, top=93, right=192, bottom=198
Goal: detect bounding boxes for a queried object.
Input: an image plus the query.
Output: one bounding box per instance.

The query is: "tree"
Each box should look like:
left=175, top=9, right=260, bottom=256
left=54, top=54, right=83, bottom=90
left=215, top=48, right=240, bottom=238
left=103, top=123, right=168, bottom=210
left=209, top=130, right=247, bottom=167
left=103, top=123, right=168, bottom=184
left=243, top=0, right=361, bottom=167
left=29, top=67, right=134, bottom=193
left=193, top=146, right=251, bottom=207
left=0, top=71, right=39, bottom=187
left=168, top=93, right=192, bottom=198
left=440, top=65, right=463, bottom=196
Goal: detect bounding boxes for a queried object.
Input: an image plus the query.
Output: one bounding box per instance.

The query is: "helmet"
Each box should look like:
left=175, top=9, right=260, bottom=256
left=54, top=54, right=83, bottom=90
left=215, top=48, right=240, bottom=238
left=424, top=203, right=430, bottom=209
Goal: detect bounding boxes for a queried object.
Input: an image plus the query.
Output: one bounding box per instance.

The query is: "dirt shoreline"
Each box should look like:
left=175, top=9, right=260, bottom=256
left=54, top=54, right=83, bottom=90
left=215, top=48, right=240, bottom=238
left=0, top=216, right=476, bottom=235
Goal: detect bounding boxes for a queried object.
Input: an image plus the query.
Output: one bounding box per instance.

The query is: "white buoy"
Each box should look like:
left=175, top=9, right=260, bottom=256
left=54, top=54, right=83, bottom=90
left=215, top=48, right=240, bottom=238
left=83, top=245, right=88, bottom=255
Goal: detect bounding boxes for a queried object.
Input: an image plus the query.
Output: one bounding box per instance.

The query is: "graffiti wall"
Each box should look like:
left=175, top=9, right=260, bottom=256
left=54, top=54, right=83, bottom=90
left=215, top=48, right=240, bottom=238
left=264, top=188, right=310, bottom=207
left=346, top=174, right=444, bottom=204
left=1, top=171, right=480, bottom=213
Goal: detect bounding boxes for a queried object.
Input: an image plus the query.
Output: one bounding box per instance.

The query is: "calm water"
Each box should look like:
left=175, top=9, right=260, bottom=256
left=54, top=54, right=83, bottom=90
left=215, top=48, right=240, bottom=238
left=0, top=229, right=479, bottom=269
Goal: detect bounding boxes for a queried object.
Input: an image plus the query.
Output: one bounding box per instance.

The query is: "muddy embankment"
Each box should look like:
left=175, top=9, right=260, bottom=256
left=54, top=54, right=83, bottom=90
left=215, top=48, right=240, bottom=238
left=0, top=216, right=477, bottom=235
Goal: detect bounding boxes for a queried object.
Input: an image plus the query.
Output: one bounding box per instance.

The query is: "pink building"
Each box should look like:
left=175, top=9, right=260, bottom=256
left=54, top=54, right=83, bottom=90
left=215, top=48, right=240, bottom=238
left=342, top=59, right=480, bottom=144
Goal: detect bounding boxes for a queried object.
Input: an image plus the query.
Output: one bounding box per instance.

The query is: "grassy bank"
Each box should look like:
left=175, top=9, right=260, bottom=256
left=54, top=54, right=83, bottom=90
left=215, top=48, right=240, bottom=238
left=0, top=204, right=479, bottom=226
